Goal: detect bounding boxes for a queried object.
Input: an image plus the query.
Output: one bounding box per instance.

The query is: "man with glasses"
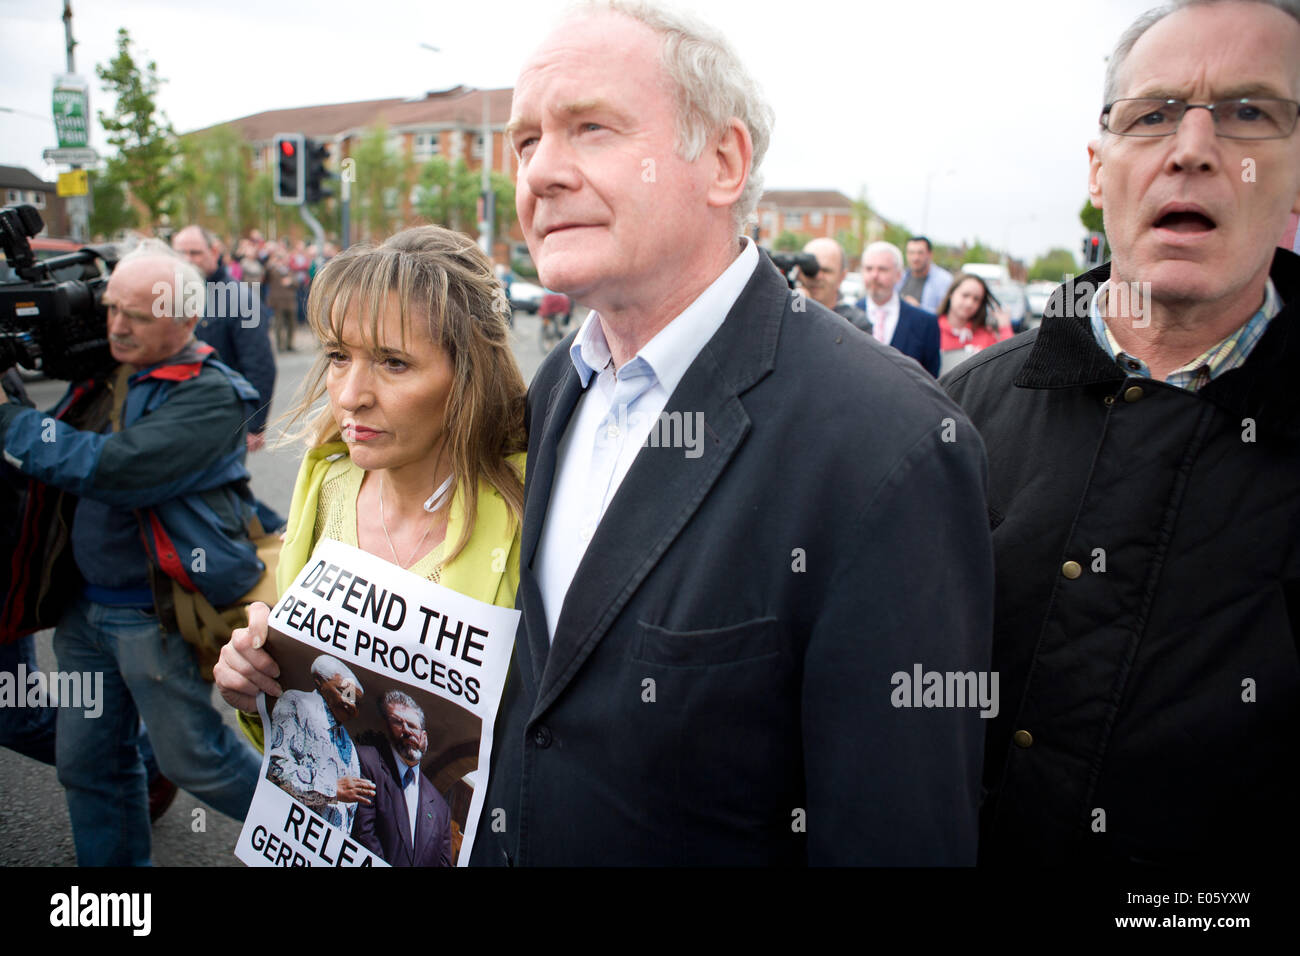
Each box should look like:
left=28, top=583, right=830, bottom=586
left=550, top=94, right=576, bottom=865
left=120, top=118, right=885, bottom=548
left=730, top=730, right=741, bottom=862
left=942, top=0, right=1300, bottom=865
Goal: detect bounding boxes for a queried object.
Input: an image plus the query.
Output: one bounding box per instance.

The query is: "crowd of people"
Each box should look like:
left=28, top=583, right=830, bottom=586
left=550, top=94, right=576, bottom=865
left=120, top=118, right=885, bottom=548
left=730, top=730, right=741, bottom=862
left=794, top=235, right=1015, bottom=379
left=2, top=0, right=1299, bottom=872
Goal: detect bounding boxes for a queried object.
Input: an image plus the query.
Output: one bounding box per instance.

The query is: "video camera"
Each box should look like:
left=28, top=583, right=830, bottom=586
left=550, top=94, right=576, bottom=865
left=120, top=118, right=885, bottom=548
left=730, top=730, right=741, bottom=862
left=0, top=204, right=117, bottom=382
left=767, top=250, right=820, bottom=290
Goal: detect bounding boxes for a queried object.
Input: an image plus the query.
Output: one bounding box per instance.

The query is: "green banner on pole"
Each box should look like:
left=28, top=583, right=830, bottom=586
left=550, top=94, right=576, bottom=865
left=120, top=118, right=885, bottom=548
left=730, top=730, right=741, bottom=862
left=52, top=74, right=89, bottom=149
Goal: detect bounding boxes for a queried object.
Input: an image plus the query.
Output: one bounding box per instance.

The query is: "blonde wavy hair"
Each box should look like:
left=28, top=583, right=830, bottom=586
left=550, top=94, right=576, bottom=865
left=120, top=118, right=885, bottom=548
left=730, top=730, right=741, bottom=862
left=282, top=226, right=526, bottom=565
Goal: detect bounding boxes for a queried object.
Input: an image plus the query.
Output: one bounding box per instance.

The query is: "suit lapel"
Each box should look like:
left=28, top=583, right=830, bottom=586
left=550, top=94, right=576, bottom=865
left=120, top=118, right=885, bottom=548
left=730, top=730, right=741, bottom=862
left=533, top=260, right=787, bottom=716
left=518, top=364, right=583, bottom=686
left=379, top=746, right=416, bottom=866
left=413, top=776, right=440, bottom=865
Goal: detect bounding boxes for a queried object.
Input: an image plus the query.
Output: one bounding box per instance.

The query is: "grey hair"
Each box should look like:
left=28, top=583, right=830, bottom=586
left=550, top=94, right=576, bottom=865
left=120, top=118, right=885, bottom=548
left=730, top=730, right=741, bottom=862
left=862, top=240, right=904, bottom=273
left=1103, top=0, right=1300, bottom=108
left=378, top=689, right=425, bottom=731
left=117, top=237, right=205, bottom=323
left=570, top=0, right=775, bottom=234
left=311, top=655, right=363, bottom=694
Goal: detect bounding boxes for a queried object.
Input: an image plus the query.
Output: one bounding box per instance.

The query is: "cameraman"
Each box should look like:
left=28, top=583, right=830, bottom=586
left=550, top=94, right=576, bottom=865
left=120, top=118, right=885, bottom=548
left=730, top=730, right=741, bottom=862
left=0, top=240, right=263, bottom=866
left=797, top=237, right=871, bottom=335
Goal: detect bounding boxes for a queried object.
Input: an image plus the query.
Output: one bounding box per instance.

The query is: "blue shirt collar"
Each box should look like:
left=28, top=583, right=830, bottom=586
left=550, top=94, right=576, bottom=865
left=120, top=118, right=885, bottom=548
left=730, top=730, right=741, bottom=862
left=568, top=237, right=760, bottom=394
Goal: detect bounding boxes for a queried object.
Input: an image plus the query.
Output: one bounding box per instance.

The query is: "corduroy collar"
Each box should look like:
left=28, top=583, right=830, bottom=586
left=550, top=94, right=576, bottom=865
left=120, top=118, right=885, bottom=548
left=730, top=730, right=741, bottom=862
left=1015, top=249, right=1300, bottom=437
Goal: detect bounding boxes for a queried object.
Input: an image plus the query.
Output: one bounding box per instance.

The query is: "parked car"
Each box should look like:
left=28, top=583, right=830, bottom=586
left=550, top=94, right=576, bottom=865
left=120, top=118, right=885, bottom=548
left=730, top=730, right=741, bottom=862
left=986, top=278, right=1029, bottom=332
left=1024, top=281, right=1057, bottom=329
left=838, top=272, right=865, bottom=307
left=0, top=235, right=85, bottom=283
left=508, top=280, right=545, bottom=314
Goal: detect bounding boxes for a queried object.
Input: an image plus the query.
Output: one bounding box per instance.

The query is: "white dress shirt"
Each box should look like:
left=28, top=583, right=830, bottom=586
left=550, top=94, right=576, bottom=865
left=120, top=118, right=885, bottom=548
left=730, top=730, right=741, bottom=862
left=390, top=744, right=420, bottom=847
left=535, top=238, right=761, bottom=643
left=868, top=293, right=901, bottom=346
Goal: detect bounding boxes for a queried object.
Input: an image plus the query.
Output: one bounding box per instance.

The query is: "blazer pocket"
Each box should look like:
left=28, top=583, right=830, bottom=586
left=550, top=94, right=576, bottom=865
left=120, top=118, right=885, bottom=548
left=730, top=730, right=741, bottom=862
left=632, top=617, right=782, bottom=668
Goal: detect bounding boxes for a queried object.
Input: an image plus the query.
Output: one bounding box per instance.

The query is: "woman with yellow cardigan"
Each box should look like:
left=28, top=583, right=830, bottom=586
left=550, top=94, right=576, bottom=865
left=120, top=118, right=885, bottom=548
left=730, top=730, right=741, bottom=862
left=214, top=226, right=526, bottom=747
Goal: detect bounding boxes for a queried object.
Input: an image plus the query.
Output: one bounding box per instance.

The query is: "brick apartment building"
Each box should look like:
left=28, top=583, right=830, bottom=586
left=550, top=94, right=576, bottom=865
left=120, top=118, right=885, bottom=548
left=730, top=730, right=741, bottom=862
left=754, top=189, right=884, bottom=249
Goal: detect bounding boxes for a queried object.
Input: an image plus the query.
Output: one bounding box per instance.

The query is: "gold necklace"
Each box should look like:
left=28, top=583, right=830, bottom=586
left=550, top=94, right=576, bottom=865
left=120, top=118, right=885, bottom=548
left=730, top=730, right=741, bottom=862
left=378, top=474, right=437, bottom=569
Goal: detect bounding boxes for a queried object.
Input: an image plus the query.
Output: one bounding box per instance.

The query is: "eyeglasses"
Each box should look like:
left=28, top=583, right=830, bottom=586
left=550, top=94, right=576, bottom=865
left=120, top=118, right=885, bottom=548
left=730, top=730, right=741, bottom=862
left=1100, top=97, right=1300, bottom=140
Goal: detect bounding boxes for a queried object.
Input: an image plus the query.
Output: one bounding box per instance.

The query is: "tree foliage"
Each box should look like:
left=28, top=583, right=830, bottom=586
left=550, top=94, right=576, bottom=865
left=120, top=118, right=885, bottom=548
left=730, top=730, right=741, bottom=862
left=1080, top=198, right=1105, bottom=235
left=351, top=123, right=411, bottom=241
left=175, top=125, right=257, bottom=238
left=413, top=156, right=517, bottom=246
left=962, top=239, right=997, bottom=265
left=95, top=28, right=179, bottom=227
left=88, top=164, right=136, bottom=238
left=415, top=156, right=480, bottom=232
left=773, top=230, right=811, bottom=251
left=1028, top=247, right=1079, bottom=283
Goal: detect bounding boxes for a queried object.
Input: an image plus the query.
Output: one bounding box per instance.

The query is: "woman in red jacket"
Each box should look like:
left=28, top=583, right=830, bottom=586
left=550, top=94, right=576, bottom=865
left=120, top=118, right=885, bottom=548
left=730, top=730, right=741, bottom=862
left=937, top=273, right=1014, bottom=375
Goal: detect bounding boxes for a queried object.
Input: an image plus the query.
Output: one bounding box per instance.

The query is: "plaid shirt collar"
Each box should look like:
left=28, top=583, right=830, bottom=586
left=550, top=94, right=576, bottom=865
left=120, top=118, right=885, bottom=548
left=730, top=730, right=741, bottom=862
left=1089, top=279, right=1281, bottom=391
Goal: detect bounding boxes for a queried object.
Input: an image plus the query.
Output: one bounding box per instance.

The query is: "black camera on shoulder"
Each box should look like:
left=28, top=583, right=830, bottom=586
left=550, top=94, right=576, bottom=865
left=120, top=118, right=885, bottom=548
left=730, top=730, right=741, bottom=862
left=0, top=204, right=118, bottom=381
left=766, top=250, right=820, bottom=290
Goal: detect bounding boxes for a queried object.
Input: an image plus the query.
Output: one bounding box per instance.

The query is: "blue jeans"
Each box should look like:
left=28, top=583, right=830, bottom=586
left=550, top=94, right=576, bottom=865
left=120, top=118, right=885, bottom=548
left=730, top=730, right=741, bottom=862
left=0, top=634, right=57, bottom=766
left=53, top=597, right=261, bottom=866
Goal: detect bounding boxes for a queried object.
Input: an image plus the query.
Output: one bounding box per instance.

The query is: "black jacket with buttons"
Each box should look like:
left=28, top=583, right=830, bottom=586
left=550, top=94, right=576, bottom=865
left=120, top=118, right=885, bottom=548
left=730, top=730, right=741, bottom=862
left=942, top=250, right=1300, bottom=865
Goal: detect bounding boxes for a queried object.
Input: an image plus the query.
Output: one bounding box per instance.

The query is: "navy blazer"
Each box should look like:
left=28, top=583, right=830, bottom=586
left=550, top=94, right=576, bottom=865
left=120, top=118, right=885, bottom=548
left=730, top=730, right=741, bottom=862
left=352, top=744, right=452, bottom=867
left=194, top=263, right=277, bottom=433
left=856, top=297, right=941, bottom=377
left=893, top=301, right=942, bottom=377
left=470, top=255, right=994, bottom=866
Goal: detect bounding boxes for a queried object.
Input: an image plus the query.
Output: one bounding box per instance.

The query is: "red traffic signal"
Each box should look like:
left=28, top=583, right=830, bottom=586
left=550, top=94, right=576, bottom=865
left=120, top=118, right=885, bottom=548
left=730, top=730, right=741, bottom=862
left=273, top=133, right=305, bottom=205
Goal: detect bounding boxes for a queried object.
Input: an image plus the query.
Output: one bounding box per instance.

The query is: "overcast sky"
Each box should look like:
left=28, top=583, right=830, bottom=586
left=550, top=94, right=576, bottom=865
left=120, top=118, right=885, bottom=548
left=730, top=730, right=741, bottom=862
left=1, top=0, right=1158, bottom=260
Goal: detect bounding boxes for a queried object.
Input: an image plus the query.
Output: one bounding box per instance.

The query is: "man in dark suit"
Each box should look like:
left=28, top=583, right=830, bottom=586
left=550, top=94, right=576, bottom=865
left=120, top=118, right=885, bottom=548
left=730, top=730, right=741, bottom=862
left=859, top=241, right=941, bottom=376
left=353, top=690, right=452, bottom=867
left=172, top=225, right=276, bottom=451
left=471, top=0, right=992, bottom=866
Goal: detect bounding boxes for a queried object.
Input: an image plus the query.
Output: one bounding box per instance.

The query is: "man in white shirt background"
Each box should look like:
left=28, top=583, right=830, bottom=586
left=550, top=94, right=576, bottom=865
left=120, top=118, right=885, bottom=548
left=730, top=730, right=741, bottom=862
left=861, top=241, right=942, bottom=376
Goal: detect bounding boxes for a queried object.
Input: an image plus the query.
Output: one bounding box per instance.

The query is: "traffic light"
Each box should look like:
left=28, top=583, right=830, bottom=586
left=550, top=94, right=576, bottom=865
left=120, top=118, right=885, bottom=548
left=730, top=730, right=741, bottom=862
left=304, top=139, right=334, bottom=205
left=1082, top=231, right=1106, bottom=268
left=273, top=133, right=305, bottom=205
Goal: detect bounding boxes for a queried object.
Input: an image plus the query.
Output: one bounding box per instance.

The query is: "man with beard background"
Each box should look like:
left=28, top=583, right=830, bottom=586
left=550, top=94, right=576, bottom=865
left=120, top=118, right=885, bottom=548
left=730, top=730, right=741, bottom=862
left=353, top=690, right=453, bottom=867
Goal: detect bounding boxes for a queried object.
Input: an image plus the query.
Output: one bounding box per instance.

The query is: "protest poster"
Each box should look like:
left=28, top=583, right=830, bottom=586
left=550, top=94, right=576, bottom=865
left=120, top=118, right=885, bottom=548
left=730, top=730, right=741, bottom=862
left=235, top=538, right=518, bottom=867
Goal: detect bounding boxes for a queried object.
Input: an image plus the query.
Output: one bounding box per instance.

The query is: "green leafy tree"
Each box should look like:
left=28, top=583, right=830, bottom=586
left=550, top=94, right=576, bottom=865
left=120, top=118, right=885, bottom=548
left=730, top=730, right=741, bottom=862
left=88, top=163, right=136, bottom=238
left=352, top=123, right=411, bottom=241
left=835, top=229, right=862, bottom=263
left=489, top=170, right=516, bottom=239
left=882, top=221, right=911, bottom=253
left=414, top=157, right=517, bottom=246
left=95, top=28, right=180, bottom=228
left=850, top=188, right=872, bottom=250
left=415, top=156, right=480, bottom=231
left=250, top=169, right=295, bottom=240
left=176, top=125, right=258, bottom=239
left=773, top=230, right=811, bottom=252
left=1080, top=198, right=1105, bottom=236
left=962, top=239, right=997, bottom=265
left=1028, top=247, right=1079, bottom=283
